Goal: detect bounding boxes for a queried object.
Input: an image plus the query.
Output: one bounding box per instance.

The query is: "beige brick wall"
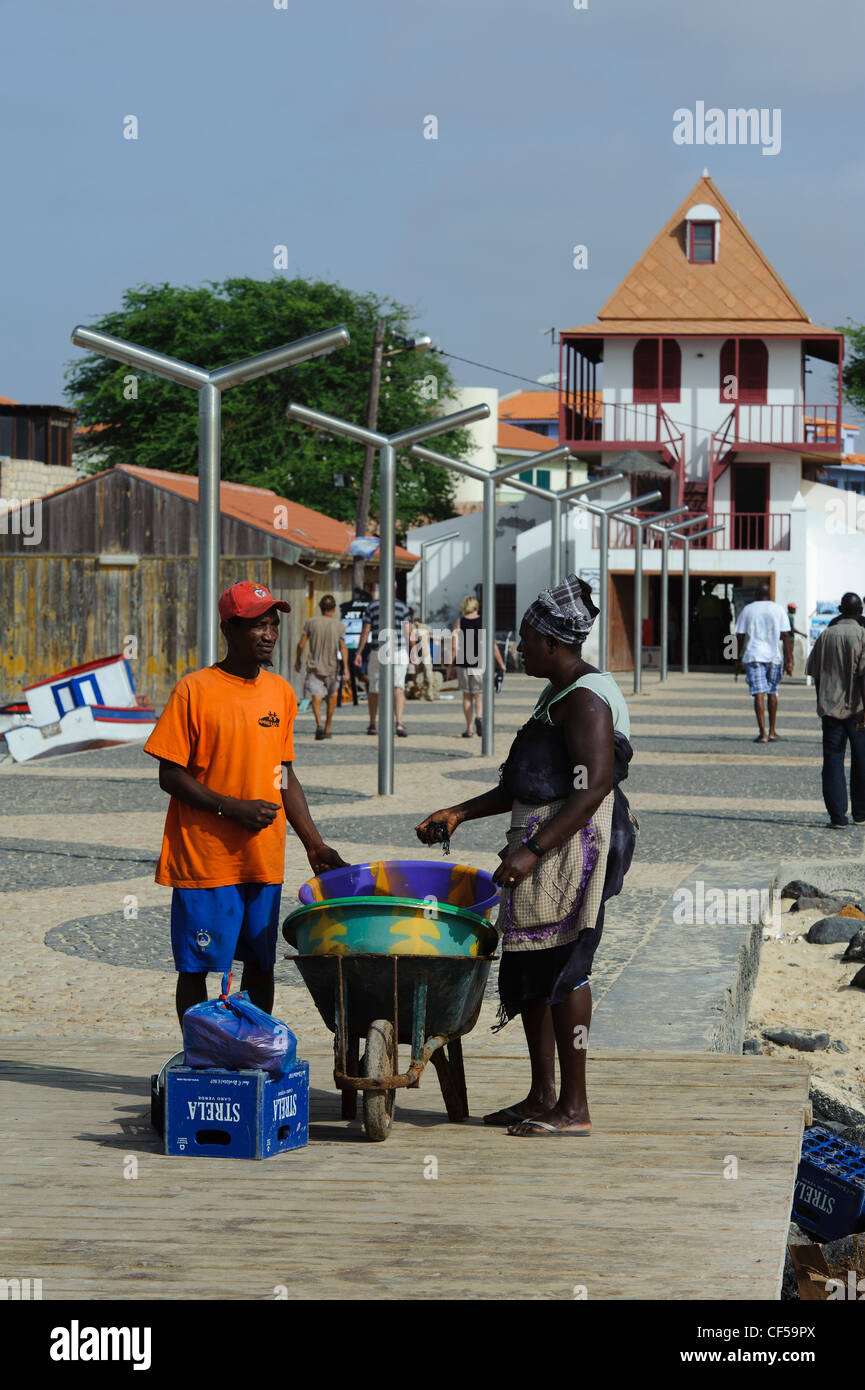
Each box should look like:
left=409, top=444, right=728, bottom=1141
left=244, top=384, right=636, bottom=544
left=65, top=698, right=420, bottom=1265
left=0, top=458, right=85, bottom=512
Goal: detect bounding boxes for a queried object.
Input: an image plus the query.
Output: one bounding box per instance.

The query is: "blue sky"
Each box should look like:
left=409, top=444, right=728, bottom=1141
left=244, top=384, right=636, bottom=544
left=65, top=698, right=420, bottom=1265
left=3, top=0, right=863, bottom=415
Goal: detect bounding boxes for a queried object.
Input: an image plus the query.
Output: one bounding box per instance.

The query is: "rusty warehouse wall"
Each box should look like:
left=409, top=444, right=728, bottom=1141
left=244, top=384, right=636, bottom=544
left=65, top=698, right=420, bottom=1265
left=0, top=555, right=270, bottom=708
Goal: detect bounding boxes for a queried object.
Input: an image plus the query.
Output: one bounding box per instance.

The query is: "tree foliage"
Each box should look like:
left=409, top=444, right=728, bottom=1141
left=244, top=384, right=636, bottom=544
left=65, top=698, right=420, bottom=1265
left=65, top=277, right=472, bottom=535
left=840, top=321, right=865, bottom=417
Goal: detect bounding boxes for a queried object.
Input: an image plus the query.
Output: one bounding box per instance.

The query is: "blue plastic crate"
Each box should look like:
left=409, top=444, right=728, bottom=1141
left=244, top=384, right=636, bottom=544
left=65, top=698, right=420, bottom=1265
left=164, top=1060, right=309, bottom=1160
left=791, top=1125, right=865, bottom=1241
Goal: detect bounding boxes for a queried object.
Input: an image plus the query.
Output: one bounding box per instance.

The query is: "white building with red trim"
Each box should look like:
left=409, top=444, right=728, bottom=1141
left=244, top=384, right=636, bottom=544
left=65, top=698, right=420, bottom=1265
left=517, top=174, right=863, bottom=670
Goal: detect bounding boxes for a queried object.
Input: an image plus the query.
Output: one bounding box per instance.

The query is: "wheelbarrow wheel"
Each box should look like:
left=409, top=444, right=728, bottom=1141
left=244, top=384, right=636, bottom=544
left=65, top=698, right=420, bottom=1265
left=362, top=1019, right=395, bottom=1142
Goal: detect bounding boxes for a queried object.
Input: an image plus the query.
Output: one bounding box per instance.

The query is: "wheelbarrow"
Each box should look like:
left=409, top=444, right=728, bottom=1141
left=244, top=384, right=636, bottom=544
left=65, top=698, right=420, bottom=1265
left=282, top=896, right=498, bottom=1142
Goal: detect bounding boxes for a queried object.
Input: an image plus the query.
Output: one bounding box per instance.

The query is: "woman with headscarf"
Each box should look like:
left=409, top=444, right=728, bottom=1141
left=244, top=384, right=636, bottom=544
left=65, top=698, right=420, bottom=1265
left=415, top=575, right=637, bottom=1136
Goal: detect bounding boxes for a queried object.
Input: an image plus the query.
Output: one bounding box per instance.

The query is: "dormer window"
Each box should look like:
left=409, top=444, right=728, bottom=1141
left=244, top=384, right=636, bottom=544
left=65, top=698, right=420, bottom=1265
left=689, top=223, right=715, bottom=263
left=684, top=203, right=721, bottom=264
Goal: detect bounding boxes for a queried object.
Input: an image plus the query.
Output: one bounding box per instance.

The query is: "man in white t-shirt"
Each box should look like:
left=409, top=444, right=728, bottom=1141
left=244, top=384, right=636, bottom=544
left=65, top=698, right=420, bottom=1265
left=735, top=584, right=793, bottom=742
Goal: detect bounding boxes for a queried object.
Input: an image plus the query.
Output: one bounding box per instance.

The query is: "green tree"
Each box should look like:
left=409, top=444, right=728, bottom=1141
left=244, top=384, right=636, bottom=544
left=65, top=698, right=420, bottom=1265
left=840, top=321, right=865, bottom=417
left=65, top=277, right=471, bottom=535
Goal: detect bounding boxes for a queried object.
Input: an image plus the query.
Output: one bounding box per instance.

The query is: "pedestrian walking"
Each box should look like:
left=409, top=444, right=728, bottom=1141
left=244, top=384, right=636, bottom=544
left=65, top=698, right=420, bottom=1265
left=144, top=580, right=347, bottom=1027
left=735, top=584, right=793, bottom=741
left=446, top=594, right=506, bottom=738
left=805, top=592, right=865, bottom=828
left=408, top=608, right=436, bottom=700
left=355, top=583, right=411, bottom=737
left=415, top=575, right=637, bottom=1137
left=340, top=587, right=371, bottom=705
left=295, top=594, right=349, bottom=740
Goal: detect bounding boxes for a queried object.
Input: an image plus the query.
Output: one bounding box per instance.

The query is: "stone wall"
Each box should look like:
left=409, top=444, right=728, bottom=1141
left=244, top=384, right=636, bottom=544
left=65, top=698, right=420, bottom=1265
left=0, top=458, right=85, bottom=513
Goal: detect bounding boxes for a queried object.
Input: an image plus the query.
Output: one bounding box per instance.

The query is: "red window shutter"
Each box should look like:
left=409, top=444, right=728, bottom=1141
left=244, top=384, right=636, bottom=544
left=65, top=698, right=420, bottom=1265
left=719, top=340, right=767, bottom=404
left=633, top=339, right=680, bottom=403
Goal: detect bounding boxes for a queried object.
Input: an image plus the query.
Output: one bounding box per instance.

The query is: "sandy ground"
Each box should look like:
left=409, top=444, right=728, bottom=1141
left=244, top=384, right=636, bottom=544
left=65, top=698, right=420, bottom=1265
left=748, top=898, right=865, bottom=1109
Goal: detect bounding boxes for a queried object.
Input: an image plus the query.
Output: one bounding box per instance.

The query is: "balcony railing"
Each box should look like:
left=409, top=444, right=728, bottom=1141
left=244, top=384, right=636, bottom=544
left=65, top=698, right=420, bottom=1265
left=561, top=399, right=683, bottom=448
left=593, top=510, right=791, bottom=551
left=711, top=403, right=842, bottom=463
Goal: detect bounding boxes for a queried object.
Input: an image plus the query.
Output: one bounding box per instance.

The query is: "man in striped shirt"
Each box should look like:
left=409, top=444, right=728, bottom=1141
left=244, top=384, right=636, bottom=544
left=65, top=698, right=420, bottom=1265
left=355, top=585, right=411, bottom=737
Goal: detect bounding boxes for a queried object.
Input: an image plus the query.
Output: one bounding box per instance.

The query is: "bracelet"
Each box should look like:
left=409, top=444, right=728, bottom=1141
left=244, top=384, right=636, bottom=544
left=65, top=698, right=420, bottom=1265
left=525, top=836, right=545, bottom=858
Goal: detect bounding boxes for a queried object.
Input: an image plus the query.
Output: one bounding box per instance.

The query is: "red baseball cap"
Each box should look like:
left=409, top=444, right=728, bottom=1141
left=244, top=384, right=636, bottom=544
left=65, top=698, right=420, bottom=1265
left=218, top=581, right=290, bottom=620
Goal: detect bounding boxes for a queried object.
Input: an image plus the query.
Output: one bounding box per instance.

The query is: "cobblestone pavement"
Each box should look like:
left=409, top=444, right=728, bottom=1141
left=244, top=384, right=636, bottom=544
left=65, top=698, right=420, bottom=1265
left=1, top=671, right=858, bottom=1051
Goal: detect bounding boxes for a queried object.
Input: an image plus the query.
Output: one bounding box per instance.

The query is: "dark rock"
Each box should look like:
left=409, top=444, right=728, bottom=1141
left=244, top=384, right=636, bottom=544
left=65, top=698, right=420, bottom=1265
left=742, top=1038, right=762, bottom=1055
left=763, top=1027, right=830, bottom=1052
left=791, top=895, right=862, bottom=915
left=781, top=880, right=821, bottom=900
left=850, top=965, right=865, bottom=990
left=842, top=927, right=865, bottom=962
left=810, top=1079, right=865, bottom=1128
left=830, top=1040, right=851, bottom=1053
left=806, top=915, right=862, bottom=945
left=842, top=1123, right=865, bottom=1149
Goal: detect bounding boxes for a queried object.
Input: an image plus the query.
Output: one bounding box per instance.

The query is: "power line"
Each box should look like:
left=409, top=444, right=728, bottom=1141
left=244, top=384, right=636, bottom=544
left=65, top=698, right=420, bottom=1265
left=435, top=350, right=558, bottom=390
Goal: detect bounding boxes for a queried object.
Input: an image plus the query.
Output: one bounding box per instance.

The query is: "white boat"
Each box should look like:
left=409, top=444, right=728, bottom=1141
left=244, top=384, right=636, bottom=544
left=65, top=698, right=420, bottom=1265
left=2, top=655, right=157, bottom=763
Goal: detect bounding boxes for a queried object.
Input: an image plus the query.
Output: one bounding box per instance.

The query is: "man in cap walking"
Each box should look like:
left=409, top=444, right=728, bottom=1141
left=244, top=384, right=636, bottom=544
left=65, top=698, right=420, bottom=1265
left=145, top=581, right=347, bottom=1026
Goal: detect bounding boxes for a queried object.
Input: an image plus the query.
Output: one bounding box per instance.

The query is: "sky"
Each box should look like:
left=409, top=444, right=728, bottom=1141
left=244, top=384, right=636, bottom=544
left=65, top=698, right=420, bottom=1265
left=3, top=0, right=863, bottom=417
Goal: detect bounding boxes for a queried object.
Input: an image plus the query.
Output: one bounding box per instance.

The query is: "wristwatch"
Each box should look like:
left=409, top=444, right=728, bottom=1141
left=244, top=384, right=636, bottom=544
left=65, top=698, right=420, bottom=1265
left=525, top=836, right=545, bottom=858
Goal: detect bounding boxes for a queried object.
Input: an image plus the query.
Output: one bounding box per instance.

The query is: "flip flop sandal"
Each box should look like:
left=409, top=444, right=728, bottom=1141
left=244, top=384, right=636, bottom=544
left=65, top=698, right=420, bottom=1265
left=396, top=725, right=408, bottom=737
left=508, top=1119, right=592, bottom=1137
left=483, top=1105, right=537, bottom=1127
left=366, top=726, right=377, bottom=735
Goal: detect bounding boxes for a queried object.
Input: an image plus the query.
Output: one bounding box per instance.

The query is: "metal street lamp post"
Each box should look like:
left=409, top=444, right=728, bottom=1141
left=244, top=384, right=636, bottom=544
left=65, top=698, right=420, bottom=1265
left=603, top=506, right=688, bottom=693
left=647, top=514, right=709, bottom=681
left=680, top=525, right=725, bottom=674
left=287, top=401, right=490, bottom=795
left=572, top=494, right=664, bottom=671
left=70, top=323, right=351, bottom=665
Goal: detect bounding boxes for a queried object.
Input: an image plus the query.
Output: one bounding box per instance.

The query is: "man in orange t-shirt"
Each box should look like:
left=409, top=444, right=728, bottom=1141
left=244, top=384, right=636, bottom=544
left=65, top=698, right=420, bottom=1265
left=144, top=580, right=347, bottom=1025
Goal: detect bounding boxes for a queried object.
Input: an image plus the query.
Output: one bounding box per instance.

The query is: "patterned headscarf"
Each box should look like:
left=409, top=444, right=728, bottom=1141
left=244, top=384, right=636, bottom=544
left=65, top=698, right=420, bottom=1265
left=523, top=574, right=598, bottom=646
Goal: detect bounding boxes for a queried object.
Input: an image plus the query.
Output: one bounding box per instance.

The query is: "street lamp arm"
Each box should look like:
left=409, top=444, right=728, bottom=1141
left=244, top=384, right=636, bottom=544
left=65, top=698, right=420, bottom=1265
left=558, top=473, right=626, bottom=500
left=285, top=402, right=388, bottom=448
left=409, top=444, right=489, bottom=481
left=70, top=327, right=210, bottom=388
left=388, top=403, right=490, bottom=447
left=211, top=325, right=350, bottom=389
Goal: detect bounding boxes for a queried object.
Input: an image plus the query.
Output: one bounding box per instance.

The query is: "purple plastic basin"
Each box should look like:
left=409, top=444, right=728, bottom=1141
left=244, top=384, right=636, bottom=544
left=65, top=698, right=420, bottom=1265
left=298, top=859, right=500, bottom=919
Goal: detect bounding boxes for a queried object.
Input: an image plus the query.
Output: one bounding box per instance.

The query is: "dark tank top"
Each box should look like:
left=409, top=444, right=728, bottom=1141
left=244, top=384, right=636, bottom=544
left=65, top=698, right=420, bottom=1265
left=455, top=615, right=482, bottom=669
left=499, top=683, right=633, bottom=805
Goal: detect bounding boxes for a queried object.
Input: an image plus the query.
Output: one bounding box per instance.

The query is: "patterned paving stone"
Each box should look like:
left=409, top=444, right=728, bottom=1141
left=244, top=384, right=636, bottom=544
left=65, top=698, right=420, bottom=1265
left=0, top=838, right=156, bottom=891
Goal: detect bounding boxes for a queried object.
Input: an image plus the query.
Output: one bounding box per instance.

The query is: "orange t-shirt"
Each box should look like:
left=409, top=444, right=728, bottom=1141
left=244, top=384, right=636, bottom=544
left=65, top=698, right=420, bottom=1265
left=144, top=665, right=298, bottom=889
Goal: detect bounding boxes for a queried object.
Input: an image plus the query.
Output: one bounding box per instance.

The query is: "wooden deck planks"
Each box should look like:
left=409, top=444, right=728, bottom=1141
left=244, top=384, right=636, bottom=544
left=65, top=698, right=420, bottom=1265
left=0, top=1040, right=811, bottom=1301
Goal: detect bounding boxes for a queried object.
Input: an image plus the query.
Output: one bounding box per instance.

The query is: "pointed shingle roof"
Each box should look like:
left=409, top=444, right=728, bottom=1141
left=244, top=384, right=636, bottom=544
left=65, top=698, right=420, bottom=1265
left=566, top=176, right=837, bottom=335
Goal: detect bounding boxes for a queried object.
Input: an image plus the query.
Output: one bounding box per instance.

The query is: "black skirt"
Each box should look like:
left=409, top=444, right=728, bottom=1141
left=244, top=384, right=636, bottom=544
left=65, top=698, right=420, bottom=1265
left=494, top=909, right=606, bottom=1028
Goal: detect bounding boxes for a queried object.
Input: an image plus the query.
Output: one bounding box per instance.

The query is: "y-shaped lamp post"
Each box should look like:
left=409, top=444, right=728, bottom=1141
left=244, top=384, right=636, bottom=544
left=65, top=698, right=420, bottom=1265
left=70, top=324, right=351, bottom=664
left=285, top=401, right=491, bottom=794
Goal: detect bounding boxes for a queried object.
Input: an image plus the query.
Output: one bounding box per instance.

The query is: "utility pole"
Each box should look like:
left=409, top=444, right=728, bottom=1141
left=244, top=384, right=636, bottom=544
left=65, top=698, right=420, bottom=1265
left=353, top=316, right=386, bottom=593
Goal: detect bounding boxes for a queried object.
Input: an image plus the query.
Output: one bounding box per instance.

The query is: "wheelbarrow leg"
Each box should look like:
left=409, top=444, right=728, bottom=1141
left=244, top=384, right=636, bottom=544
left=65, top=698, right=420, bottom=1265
left=431, top=1043, right=468, bottom=1123
left=447, top=1038, right=469, bottom=1119
left=341, top=1035, right=359, bottom=1120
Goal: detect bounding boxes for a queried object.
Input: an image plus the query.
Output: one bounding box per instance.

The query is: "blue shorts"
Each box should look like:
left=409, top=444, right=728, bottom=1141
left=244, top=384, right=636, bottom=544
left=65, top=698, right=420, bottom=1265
left=744, top=661, right=782, bottom=696
left=170, top=883, right=282, bottom=974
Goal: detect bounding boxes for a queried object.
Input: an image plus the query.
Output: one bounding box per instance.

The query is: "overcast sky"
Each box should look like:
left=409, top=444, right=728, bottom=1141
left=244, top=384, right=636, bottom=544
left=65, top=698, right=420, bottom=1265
left=3, top=0, right=862, bottom=416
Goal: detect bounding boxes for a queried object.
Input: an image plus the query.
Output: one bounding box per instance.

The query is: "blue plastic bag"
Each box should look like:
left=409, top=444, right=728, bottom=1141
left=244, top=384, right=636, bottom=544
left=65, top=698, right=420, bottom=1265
left=183, top=972, right=297, bottom=1078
